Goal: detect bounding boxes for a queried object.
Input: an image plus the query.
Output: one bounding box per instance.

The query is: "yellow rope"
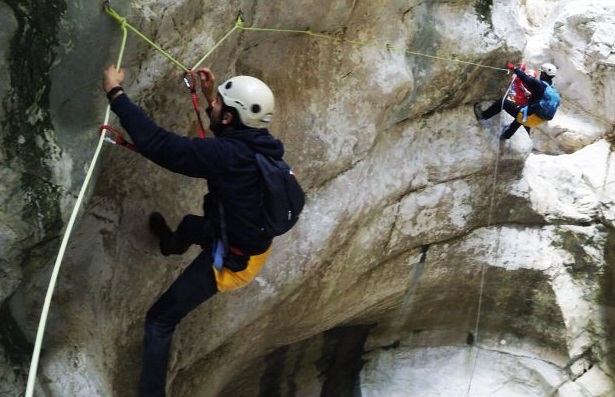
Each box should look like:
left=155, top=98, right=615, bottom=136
left=240, top=25, right=507, bottom=71
left=104, top=6, right=507, bottom=74
left=105, top=5, right=189, bottom=72
left=191, top=24, right=240, bottom=70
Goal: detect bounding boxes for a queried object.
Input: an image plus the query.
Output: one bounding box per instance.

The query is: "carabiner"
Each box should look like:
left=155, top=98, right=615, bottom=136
left=181, top=70, right=207, bottom=138
left=98, top=124, right=137, bottom=152
left=183, top=70, right=197, bottom=92
left=99, top=125, right=119, bottom=145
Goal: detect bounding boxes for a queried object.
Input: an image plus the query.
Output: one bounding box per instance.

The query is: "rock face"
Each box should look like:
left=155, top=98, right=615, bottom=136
left=1, top=0, right=615, bottom=396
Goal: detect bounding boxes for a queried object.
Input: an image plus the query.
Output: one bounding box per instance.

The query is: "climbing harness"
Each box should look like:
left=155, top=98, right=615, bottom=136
left=25, top=2, right=511, bottom=395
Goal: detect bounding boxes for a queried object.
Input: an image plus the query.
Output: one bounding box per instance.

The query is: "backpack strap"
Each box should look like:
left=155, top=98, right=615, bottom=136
left=520, top=105, right=529, bottom=122
left=213, top=199, right=229, bottom=269
left=228, top=142, right=270, bottom=235
left=214, top=147, right=269, bottom=257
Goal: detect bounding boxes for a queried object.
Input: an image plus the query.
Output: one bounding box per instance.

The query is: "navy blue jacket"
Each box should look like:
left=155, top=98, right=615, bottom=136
left=111, top=93, right=284, bottom=254
left=513, top=68, right=554, bottom=110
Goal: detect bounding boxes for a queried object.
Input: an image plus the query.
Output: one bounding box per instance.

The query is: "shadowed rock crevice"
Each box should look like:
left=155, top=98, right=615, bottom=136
left=2, top=0, right=67, bottom=239
left=319, top=325, right=373, bottom=397
left=217, top=324, right=374, bottom=397
left=0, top=299, right=32, bottom=384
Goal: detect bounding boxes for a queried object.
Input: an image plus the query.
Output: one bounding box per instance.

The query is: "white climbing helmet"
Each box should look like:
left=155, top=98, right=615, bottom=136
left=217, top=76, right=275, bottom=128
left=540, top=63, right=557, bottom=77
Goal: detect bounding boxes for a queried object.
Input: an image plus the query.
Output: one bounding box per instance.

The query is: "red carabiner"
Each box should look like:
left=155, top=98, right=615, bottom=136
left=98, top=124, right=138, bottom=152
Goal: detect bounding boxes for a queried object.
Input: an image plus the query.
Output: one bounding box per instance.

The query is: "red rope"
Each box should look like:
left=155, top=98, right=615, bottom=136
left=183, top=70, right=207, bottom=138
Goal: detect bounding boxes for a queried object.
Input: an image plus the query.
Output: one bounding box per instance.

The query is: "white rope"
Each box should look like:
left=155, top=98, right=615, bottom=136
left=465, top=77, right=512, bottom=396
left=24, top=108, right=110, bottom=396
left=25, top=12, right=129, bottom=394
left=465, top=142, right=502, bottom=396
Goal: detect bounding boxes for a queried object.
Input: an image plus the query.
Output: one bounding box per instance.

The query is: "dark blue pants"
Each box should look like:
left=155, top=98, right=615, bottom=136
left=139, top=215, right=218, bottom=397
left=482, top=97, right=531, bottom=140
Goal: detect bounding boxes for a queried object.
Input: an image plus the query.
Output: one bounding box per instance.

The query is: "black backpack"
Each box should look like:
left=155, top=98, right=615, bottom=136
left=254, top=153, right=305, bottom=236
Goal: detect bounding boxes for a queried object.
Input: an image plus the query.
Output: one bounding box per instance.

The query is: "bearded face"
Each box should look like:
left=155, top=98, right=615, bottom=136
left=206, top=95, right=228, bottom=137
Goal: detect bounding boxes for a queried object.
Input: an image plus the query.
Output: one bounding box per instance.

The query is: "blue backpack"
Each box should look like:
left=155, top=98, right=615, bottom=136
left=535, top=82, right=560, bottom=120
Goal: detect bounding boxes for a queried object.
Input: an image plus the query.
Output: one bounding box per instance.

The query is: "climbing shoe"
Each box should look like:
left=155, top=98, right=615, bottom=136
left=149, top=212, right=172, bottom=256
left=473, top=103, right=484, bottom=121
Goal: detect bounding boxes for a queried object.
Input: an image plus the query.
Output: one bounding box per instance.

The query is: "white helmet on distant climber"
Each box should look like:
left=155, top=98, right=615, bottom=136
left=217, top=76, right=275, bottom=128
left=540, top=63, right=557, bottom=77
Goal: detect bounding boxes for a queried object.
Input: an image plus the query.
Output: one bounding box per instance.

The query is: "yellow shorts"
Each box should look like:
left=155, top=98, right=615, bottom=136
left=516, top=112, right=544, bottom=128
left=214, top=248, right=271, bottom=292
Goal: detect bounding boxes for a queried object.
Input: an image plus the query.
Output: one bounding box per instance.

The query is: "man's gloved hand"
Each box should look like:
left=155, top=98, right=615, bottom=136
left=507, top=62, right=515, bottom=70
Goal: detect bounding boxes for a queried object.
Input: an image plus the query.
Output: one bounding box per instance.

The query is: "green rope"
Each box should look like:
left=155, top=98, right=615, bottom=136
left=104, top=6, right=507, bottom=74
left=240, top=25, right=507, bottom=72
left=105, top=5, right=189, bottom=72
left=191, top=24, right=240, bottom=70
left=115, top=16, right=129, bottom=69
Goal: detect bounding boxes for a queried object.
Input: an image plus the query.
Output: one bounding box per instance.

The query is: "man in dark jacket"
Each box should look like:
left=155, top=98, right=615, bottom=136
left=474, top=62, right=558, bottom=140
left=103, top=65, right=282, bottom=396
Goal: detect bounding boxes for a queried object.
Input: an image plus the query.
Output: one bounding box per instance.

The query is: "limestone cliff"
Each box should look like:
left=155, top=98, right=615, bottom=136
left=1, top=0, right=615, bottom=396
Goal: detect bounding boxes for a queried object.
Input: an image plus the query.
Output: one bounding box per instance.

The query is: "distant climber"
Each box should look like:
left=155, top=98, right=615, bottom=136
left=510, top=66, right=537, bottom=108
left=474, top=62, right=559, bottom=140
left=103, top=64, right=298, bottom=396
